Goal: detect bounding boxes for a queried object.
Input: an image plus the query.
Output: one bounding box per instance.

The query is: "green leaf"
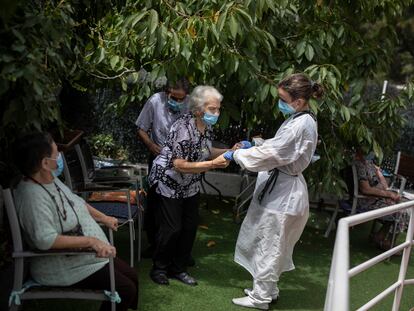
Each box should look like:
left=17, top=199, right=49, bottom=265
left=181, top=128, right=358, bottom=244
left=131, top=12, right=147, bottom=28
left=121, top=79, right=128, bottom=91
left=296, top=40, right=306, bottom=57
left=110, top=55, right=119, bottom=70
left=327, top=72, right=337, bottom=89
left=309, top=98, right=318, bottom=114
left=373, top=140, right=383, bottom=162
left=210, top=22, right=220, bottom=41
left=235, top=7, right=253, bottom=26
left=341, top=106, right=350, bottom=122
left=97, top=47, right=105, bottom=64
left=150, top=66, right=161, bottom=82
left=180, top=37, right=191, bottom=61
left=217, top=10, right=228, bottom=32
left=33, top=80, right=43, bottom=96
left=229, top=14, right=238, bottom=39
left=305, top=44, right=315, bottom=61
left=260, top=84, right=270, bottom=102
left=173, top=31, right=180, bottom=53
left=11, top=29, right=25, bottom=43
left=270, top=85, right=277, bottom=98
left=337, top=25, right=345, bottom=38
left=350, top=94, right=361, bottom=105
left=326, top=32, right=334, bottom=48
left=149, top=9, right=158, bottom=35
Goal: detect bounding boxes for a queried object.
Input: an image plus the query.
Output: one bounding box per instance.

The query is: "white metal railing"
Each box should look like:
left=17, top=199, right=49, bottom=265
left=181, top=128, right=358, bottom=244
left=324, top=200, right=414, bottom=311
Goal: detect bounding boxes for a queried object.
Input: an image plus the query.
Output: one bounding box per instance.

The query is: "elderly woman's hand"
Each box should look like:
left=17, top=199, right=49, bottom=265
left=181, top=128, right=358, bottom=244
left=102, top=215, right=118, bottom=231
left=212, top=154, right=230, bottom=168
left=89, top=237, right=117, bottom=258
left=231, top=141, right=252, bottom=150
left=389, top=192, right=401, bottom=202
left=232, top=142, right=243, bottom=150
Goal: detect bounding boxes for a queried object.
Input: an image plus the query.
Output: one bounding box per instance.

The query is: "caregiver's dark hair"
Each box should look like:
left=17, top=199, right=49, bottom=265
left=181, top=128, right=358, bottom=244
left=13, top=132, right=54, bottom=176
left=278, top=73, right=324, bottom=101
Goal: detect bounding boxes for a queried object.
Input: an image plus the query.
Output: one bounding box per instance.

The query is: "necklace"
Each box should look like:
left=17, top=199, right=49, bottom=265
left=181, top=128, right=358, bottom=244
left=26, top=176, right=81, bottom=232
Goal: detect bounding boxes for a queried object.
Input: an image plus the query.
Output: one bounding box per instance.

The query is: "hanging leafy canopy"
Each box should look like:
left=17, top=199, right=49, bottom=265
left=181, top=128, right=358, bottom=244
left=82, top=0, right=414, bottom=194
left=1, top=0, right=414, bottom=194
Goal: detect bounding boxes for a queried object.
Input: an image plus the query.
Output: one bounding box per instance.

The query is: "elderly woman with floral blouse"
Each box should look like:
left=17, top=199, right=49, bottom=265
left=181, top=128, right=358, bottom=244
left=148, top=85, right=243, bottom=286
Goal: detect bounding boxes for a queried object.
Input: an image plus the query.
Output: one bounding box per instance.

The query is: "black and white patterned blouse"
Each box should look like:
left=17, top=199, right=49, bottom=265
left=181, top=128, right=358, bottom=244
left=148, top=114, right=213, bottom=198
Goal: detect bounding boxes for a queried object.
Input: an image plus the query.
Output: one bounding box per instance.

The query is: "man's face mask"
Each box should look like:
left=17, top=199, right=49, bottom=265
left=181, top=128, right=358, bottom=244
left=167, top=92, right=186, bottom=112
left=46, top=152, right=64, bottom=177
left=167, top=98, right=182, bottom=112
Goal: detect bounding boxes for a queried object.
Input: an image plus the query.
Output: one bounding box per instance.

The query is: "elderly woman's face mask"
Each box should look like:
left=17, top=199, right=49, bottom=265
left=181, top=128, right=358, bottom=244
left=202, top=99, right=221, bottom=126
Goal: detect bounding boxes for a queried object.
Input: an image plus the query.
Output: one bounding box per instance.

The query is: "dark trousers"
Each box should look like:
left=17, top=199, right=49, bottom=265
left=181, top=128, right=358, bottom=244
left=71, top=257, right=138, bottom=311
left=144, top=154, right=157, bottom=247
left=152, top=192, right=199, bottom=275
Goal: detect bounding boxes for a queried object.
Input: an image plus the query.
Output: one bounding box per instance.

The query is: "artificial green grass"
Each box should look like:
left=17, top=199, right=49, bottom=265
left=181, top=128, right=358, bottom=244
left=24, top=195, right=414, bottom=311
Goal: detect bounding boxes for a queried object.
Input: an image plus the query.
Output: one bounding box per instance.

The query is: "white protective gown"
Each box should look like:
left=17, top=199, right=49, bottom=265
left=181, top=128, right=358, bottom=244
left=233, top=112, right=317, bottom=282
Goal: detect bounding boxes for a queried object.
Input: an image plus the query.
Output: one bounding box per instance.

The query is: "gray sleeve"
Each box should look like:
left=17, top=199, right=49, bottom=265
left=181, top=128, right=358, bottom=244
left=135, top=95, right=156, bottom=132
left=18, top=192, right=59, bottom=250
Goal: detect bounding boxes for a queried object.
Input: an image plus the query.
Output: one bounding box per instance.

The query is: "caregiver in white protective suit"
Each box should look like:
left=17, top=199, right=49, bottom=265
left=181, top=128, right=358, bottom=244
left=215, top=73, right=324, bottom=310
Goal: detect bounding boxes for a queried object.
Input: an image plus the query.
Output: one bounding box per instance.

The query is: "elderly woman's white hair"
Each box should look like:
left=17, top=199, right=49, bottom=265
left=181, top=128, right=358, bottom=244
left=189, top=86, right=223, bottom=114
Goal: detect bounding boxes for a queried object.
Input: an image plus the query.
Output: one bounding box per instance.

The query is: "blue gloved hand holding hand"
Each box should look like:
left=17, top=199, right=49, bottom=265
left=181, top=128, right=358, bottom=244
left=240, top=140, right=252, bottom=149
left=223, top=150, right=234, bottom=161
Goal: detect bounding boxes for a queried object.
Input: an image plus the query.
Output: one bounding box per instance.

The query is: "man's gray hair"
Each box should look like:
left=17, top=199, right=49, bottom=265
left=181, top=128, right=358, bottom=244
left=189, top=86, right=223, bottom=113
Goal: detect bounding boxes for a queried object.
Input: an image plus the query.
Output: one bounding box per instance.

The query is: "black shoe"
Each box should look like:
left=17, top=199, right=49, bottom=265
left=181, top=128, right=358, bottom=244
left=150, top=272, right=169, bottom=285
left=187, top=257, right=196, bottom=267
left=170, top=272, right=198, bottom=286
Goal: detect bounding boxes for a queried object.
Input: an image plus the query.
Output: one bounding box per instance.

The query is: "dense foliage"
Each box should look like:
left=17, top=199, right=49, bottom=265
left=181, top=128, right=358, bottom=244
left=1, top=0, right=414, bottom=195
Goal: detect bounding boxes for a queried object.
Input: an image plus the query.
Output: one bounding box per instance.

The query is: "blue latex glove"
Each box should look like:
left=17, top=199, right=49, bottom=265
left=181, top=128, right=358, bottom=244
left=381, top=169, right=392, bottom=177
left=223, top=150, right=234, bottom=161
left=240, top=140, right=252, bottom=149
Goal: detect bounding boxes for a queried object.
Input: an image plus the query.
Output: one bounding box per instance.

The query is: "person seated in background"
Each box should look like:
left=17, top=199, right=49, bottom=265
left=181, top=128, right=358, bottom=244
left=13, top=132, right=138, bottom=311
left=354, top=149, right=403, bottom=250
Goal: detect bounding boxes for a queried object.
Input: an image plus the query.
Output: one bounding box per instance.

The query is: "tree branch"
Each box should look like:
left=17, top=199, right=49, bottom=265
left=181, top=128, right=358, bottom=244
left=161, top=0, right=190, bottom=18
left=83, top=68, right=136, bottom=80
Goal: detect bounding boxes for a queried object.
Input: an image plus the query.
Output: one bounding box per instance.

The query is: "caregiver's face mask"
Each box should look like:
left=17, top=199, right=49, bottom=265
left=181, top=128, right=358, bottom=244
left=278, top=99, right=296, bottom=116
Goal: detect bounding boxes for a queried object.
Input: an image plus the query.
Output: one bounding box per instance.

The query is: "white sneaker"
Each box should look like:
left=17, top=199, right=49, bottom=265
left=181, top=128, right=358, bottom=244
left=243, top=288, right=278, bottom=301
left=232, top=296, right=269, bottom=310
